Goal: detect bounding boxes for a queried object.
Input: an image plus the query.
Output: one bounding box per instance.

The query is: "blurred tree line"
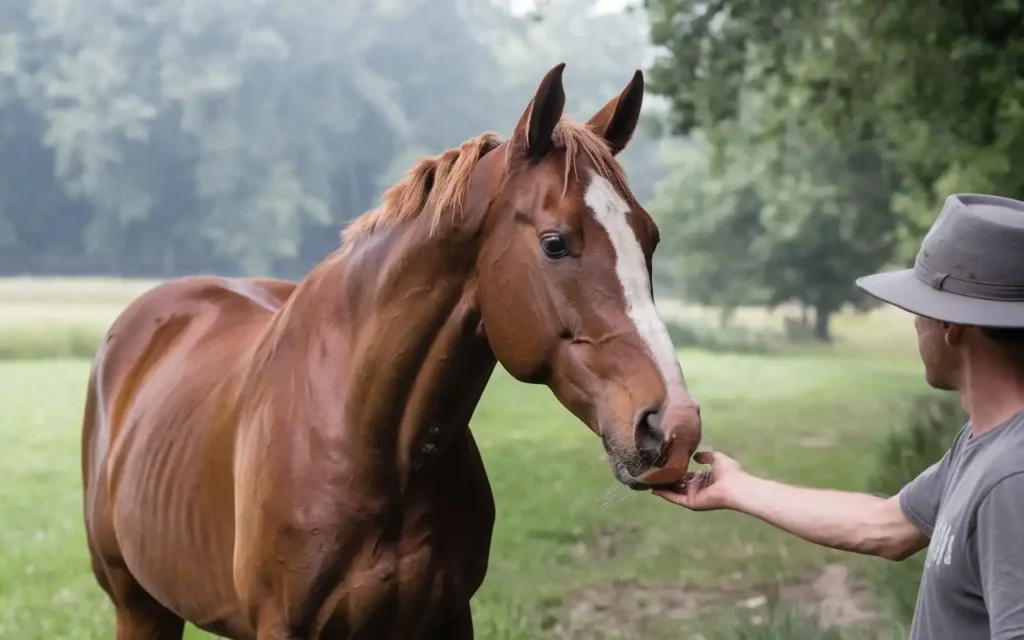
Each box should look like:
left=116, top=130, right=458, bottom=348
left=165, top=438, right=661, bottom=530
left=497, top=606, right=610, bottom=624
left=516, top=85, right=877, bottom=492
left=643, top=0, right=1024, bottom=340
left=0, top=0, right=674, bottom=279
left=8, top=0, right=1016, bottom=342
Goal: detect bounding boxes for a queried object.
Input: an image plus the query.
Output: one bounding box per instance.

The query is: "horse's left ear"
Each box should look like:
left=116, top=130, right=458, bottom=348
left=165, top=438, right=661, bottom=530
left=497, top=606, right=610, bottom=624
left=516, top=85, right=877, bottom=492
left=513, top=62, right=567, bottom=159
left=586, top=69, right=644, bottom=155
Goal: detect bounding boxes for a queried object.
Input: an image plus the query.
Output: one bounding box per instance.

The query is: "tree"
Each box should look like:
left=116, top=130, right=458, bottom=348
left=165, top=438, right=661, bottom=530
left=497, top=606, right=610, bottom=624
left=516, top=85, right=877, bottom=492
left=642, top=0, right=954, bottom=338
left=0, top=0, right=683, bottom=279
left=649, top=137, right=770, bottom=324
left=643, top=0, right=1024, bottom=262
left=651, top=121, right=898, bottom=341
left=0, top=0, right=507, bottom=276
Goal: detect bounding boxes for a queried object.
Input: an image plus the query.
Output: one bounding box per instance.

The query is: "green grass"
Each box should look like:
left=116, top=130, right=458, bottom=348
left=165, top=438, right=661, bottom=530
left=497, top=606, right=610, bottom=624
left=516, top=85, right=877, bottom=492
left=859, top=393, right=966, bottom=633
left=0, top=278, right=939, bottom=638
left=0, top=276, right=150, bottom=361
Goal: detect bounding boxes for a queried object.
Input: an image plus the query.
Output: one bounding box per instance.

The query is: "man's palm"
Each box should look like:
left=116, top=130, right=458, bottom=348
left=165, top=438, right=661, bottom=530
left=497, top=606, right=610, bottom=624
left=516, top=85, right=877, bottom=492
left=652, top=451, right=743, bottom=511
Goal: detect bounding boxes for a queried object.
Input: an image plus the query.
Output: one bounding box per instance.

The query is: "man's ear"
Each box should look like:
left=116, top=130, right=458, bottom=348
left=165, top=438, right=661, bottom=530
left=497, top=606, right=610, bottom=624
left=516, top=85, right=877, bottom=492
left=512, top=62, right=566, bottom=159
left=945, top=323, right=965, bottom=346
left=586, top=70, right=644, bottom=155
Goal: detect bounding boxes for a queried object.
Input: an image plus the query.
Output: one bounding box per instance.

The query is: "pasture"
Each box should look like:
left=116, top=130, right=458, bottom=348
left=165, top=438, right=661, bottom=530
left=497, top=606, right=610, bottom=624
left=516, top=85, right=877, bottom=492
left=0, top=278, right=934, bottom=639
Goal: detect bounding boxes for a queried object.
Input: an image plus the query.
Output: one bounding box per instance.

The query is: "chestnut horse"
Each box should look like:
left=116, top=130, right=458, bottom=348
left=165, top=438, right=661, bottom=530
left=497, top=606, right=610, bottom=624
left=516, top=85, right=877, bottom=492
left=81, top=63, right=702, bottom=639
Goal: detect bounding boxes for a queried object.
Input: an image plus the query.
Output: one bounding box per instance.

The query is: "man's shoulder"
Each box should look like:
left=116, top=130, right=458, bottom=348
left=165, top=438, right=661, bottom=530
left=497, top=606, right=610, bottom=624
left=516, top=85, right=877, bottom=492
left=929, top=420, right=971, bottom=467
left=950, top=420, right=972, bottom=450
left=963, top=413, right=1024, bottom=495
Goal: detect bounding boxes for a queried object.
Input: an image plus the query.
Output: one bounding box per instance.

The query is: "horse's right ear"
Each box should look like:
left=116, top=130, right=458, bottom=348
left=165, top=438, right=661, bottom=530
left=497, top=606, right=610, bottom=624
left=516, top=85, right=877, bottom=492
left=586, top=69, right=644, bottom=156
left=512, top=62, right=566, bottom=159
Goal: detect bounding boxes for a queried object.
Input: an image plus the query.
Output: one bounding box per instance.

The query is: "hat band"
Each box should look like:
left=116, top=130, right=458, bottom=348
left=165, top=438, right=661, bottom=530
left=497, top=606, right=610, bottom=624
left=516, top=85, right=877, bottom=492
left=915, top=260, right=1024, bottom=302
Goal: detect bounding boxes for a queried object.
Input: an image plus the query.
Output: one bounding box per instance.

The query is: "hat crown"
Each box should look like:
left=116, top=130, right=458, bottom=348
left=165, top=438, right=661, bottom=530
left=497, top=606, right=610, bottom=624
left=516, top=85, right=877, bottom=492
left=917, top=194, right=1024, bottom=289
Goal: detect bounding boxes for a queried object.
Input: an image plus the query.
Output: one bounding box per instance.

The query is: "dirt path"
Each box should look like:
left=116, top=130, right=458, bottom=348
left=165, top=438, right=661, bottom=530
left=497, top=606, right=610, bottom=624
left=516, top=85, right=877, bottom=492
left=550, top=563, right=880, bottom=639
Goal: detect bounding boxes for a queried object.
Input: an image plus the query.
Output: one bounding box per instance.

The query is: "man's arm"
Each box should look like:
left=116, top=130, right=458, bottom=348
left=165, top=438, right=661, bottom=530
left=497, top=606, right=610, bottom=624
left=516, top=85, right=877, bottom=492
left=654, top=450, right=951, bottom=561
left=976, top=472, right=1024, bottom=640
left=725, top=474, right=929, bottom=560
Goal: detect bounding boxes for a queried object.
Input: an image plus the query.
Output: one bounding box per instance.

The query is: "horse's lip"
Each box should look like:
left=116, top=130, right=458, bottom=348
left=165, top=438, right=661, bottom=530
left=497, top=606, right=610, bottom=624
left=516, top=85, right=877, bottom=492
left=627, top=480, right=679, bottom=492
left=604, top=435, right=687, bottom=491
left=621, top=473, right=681, bottom=492
left=646, top=481, right=680, bottom=490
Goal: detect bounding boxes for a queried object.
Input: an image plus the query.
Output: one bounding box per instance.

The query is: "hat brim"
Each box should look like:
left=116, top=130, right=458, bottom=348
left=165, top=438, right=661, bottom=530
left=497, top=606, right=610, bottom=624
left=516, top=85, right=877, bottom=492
left=856, top=269, right=1024, bottom=328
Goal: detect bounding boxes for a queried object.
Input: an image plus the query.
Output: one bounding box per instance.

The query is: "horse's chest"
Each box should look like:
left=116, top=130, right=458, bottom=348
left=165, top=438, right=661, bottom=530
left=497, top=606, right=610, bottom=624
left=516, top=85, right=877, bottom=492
left=320, top=538, right=468, bottom=637
left=320, top=486, right=493, bottom=636
left=392, top=542, right=460, bottom=615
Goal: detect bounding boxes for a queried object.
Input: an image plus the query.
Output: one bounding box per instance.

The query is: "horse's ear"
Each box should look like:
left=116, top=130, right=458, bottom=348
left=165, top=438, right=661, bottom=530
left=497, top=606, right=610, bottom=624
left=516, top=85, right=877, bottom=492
left=586, top=69, right=644, bottom=155
left=513, top=62, right=566, bottom=159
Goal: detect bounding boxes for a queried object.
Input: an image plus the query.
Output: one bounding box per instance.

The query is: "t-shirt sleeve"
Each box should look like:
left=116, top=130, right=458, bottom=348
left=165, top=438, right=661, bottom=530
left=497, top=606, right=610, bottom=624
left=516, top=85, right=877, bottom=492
left=975, top=472, right=1024, bottom=640
left=898, top=443, right=957, bottom=538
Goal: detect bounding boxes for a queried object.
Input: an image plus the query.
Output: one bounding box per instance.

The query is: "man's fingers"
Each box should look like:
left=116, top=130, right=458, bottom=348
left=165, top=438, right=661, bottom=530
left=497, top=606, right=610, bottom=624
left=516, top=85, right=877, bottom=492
left=652, top=469, right=717, bottom=509
left=652, top=489, right=687, bottom=505
left=654, top=487, right=704, bottom=510
left=689, top=470, right=713, bottom=493
left=663, top=471, right=709, bottom=503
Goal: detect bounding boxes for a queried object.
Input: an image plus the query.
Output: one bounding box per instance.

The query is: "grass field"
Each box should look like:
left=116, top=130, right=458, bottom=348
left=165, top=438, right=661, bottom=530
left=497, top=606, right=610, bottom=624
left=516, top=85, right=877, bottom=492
left=0, top=278, right=937, bottom=639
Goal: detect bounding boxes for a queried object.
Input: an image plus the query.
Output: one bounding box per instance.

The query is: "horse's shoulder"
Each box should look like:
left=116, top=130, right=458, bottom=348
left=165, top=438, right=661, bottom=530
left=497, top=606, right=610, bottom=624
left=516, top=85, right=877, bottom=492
left=220, top=277, right=297, bottom=312
left=110, top=276, right=296, bottom=326
left=97, top=276, right=288, bottom=394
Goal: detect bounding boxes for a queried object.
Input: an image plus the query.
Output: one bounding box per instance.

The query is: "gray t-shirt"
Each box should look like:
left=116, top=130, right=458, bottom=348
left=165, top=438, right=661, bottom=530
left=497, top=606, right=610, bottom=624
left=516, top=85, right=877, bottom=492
left=900, top=410, right=1024, bottom=640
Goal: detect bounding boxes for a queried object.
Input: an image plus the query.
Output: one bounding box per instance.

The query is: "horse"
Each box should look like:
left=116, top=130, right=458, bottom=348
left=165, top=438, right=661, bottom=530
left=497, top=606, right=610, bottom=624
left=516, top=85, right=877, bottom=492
left=80, top=63, right=703, bottom=639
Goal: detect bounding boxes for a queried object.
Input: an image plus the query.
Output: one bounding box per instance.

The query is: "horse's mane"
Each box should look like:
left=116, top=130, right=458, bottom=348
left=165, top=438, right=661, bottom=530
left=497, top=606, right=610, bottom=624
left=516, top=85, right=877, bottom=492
left=340, top=118, right=633, bottom=245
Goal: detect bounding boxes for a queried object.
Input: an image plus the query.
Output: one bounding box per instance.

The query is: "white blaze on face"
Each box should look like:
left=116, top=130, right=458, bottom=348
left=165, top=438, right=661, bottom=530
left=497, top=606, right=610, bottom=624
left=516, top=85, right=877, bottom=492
left=584, top=171, right=686, bottom=391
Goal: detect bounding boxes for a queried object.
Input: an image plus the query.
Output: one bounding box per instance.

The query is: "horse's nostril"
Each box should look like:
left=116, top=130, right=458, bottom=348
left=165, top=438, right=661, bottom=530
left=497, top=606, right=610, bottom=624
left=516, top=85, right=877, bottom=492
left=645, top=408, right=663, bottom=431
left=633, top=407, right=667, bottom=466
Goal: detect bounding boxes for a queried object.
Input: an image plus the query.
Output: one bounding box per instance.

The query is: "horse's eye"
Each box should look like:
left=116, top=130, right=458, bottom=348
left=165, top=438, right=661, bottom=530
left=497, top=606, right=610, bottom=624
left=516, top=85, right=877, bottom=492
left=540, top=233, right=570, bottom=260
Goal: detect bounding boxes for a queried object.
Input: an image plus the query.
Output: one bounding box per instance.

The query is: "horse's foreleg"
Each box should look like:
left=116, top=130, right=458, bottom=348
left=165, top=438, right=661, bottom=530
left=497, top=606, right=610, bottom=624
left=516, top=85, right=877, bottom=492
left=429, top=603, right=473, bottom=640
left=251, top=611, right=303, bottom=640
left=114, top=598, right=185, bottom=640
left=88, top=510, right=186, bottom=640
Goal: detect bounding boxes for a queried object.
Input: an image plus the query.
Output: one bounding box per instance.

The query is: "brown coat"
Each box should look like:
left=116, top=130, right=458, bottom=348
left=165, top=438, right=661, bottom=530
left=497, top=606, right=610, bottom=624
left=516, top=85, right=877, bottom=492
left=81, top=64, right=702, bottom=639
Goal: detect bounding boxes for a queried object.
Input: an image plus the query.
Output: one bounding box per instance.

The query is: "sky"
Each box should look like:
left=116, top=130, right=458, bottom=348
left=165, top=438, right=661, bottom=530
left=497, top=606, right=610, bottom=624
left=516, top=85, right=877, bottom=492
left=508, top=0, right=634, bottom=15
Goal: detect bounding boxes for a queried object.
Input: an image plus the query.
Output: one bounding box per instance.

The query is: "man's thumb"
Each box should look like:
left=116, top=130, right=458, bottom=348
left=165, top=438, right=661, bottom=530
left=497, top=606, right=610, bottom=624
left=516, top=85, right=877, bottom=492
left=692, top=450, right=718, bottom=465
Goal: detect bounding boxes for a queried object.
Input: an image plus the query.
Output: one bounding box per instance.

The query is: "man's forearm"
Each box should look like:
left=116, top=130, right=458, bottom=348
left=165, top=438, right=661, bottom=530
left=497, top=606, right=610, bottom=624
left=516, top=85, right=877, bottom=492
left=726, top=474, right=916, bottom=559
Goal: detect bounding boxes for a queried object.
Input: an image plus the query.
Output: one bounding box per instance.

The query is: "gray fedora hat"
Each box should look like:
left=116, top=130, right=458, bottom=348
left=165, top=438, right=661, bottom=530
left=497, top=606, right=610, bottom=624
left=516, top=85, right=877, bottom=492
left=855, top=193, right=1024, bottom=328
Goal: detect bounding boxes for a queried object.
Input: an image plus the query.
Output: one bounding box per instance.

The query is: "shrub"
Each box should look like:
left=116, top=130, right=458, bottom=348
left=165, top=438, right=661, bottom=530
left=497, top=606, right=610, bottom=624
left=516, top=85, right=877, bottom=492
left=863, top=392, right=966, bottom=629
left=0, top=324, right=105, bottom=361
left=702, top=603, right=845, bottom=640
left=782, top=315, right=820, bottom=343
left=664, top=318, right=780, bottom=354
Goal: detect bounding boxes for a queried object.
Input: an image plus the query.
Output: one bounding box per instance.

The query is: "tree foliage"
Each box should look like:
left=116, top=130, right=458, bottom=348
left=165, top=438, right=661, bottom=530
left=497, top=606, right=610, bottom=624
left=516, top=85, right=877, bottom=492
left=645, top=0, right=1024, bottom=252
left=643, top=0, right=1024, bottom=338
left=0, top=0, right=665, bottom=278
left=652, top=123, right=897, bottom=339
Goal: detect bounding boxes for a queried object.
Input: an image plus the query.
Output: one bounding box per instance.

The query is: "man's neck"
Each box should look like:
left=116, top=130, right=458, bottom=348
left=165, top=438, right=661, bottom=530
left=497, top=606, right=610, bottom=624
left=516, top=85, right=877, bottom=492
left=960, top=352, right=1024, bottom=435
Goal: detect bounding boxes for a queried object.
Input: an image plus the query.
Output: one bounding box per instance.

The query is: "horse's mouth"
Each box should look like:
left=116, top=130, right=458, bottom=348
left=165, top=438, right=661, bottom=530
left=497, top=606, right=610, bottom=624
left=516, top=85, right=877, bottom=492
left=616, top=457, right=688, bottom=491
left=625, top=479, right=679, bottom=492
left=613, top=463, right=682, bottom=491
left=603, top=434, right=687, bottom=492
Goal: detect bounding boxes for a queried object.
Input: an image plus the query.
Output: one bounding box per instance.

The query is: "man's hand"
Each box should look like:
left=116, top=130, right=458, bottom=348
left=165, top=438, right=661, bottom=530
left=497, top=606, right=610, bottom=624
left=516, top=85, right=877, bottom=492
left=650, top=450, right=929, bottom=561
left=651, top=450, right=746, bottom=510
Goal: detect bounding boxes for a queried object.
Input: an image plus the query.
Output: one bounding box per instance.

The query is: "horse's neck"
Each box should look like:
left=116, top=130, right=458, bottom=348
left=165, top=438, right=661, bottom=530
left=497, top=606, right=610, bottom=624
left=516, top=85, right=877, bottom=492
left=296, top=222, right=496, bottom=481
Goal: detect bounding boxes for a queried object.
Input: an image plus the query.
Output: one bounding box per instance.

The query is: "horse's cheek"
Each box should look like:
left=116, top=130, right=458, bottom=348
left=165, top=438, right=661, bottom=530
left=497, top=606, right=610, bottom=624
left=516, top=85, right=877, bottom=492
left=477, top=260, right=553, bottom=382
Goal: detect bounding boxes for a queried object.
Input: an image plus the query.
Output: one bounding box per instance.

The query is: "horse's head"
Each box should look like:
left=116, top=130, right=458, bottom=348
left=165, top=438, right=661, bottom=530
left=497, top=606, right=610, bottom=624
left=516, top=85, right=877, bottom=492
left=470, top=63, right=702, bottom=489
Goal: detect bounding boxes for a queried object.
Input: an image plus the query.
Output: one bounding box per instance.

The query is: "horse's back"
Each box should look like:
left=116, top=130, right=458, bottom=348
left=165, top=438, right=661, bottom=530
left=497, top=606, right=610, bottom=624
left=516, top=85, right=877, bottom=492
left=82, top=275, right=295, bottom=637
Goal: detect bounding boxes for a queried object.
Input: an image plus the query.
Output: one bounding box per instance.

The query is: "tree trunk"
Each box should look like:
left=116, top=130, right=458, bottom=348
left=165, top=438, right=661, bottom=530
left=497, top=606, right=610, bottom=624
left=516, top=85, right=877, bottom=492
left=814, top=305, right=832, bottom=342
left=719, top=305, right=735, bottom=328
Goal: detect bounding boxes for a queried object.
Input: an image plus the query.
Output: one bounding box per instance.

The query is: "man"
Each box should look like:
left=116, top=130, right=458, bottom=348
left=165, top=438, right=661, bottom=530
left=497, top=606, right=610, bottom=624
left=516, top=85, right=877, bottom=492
left=654, top=193, right=1024, bottom=640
